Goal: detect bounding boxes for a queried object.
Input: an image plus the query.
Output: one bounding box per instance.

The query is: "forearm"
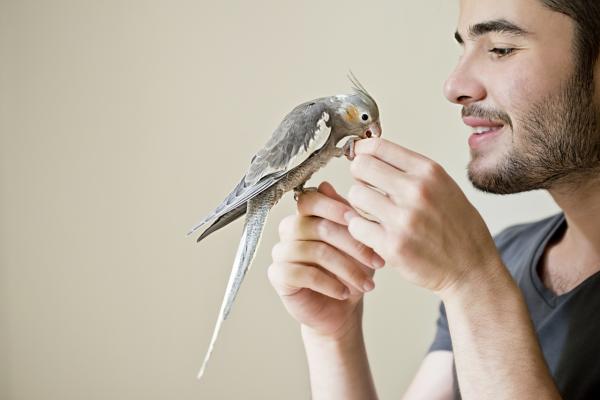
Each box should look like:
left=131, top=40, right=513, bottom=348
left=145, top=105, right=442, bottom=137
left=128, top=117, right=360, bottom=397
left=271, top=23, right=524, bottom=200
left=441, top=265, right=561, bottom=400
left=301, top=321, right=378, bottom=400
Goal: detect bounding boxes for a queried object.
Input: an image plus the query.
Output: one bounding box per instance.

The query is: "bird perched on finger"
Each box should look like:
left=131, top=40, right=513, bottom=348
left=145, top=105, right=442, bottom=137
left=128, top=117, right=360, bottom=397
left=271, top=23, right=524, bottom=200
left=187, top=74, right=381, bottom=379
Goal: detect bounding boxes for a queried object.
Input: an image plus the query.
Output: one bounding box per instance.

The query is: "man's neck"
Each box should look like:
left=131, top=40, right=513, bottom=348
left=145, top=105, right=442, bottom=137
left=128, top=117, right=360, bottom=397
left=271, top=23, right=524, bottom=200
left=541, top=179, right=600, bottom=295
left=550, top=178, right=600, bottom=256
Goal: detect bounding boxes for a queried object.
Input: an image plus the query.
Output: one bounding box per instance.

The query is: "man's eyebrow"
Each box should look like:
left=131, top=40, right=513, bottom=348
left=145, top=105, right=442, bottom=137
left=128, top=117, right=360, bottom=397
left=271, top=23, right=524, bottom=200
left=454, top=19, right=530, bottom=44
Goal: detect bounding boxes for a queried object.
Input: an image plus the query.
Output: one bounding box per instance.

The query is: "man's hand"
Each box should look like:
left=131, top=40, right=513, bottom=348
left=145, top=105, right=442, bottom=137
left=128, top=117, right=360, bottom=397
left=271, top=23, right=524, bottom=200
left=345, top=138, right=502, bottom=298
left=268, top=182, right=382, bottom=399
left=267, top=181, right=383, bottom=339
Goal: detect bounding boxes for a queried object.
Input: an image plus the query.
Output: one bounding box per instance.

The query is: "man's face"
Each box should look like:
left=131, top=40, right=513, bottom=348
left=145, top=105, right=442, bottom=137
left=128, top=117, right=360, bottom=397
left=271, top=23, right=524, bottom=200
left=445, top=0, right=600, bottom=194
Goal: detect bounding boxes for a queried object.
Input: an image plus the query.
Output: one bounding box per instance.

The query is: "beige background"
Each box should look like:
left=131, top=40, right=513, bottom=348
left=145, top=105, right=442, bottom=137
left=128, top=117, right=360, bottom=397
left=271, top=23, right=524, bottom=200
left=0, top=1, right=560, bottom=399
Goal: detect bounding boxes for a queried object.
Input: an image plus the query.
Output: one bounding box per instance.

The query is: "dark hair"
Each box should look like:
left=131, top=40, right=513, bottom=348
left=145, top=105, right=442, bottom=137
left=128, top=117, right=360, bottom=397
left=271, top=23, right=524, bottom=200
left=540, top=0, right=600, bottom=82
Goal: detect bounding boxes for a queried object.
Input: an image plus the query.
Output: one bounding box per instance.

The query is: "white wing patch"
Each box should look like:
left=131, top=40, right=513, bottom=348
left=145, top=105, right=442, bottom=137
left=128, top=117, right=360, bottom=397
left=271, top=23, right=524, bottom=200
left=284, top=112, right=331, bottom=172
left=247, top=112, right=332, bottom=183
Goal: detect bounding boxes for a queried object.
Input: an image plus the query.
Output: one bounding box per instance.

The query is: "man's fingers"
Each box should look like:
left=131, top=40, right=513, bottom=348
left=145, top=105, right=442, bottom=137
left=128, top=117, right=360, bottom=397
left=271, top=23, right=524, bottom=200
left=347, top=183, right=397, bottom=224
left=354, top=138, right=432, bottom=173
left=271, top=241, right=375, bottom=293
left=346, top=216, right=386, bottom=255
left=350, top=154, right=412, bottom=198
left=267, top=262, right=350, bottom=301
left=317, top=181, right=351, bottom=207
left=278, top=215, right=384, bottom=270
left=297, top=189, right=354, bottom=226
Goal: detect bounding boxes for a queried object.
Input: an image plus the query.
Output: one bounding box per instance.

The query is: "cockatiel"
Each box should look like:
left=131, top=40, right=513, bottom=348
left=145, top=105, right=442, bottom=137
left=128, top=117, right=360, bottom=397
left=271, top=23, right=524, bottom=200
left=188, top=75, right=381, bottom=379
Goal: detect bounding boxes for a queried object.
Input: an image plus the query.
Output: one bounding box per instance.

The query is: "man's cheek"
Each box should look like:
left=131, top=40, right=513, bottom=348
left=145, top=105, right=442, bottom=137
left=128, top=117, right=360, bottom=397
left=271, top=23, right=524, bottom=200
left=507, top=72, right=536, bottom=110
left=504, top=74, right=537, bottom=137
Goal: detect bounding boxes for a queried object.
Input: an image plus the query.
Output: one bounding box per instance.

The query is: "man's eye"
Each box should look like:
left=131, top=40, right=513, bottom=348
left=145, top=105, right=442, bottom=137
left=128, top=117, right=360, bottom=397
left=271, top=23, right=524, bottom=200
left=489, top=47, right=516, bottom=57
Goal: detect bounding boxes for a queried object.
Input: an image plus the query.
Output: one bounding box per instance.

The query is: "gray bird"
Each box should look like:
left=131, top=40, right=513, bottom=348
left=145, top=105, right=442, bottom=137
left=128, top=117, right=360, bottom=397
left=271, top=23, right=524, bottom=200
left=188, top=75, right=381, bottom=379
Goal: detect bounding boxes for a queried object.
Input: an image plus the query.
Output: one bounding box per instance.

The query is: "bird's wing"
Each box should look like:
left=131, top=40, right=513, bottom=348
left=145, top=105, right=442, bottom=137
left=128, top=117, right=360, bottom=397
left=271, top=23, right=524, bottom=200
left=187, top=100, right=332, bottom=238
left=186, top=175, right=276, bottom=238
left=197, top=191, right=276, bottom=379
left=244, top=99, right=332, bottom=186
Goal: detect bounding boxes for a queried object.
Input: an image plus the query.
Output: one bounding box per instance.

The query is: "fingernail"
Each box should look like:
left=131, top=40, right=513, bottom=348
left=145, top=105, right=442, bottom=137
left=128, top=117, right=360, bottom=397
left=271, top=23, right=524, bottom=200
left=363, top=279, right=375, bottom=292
left=372, top=255, right=385, bottom=269
left=344, top=210, right=359, bottom=223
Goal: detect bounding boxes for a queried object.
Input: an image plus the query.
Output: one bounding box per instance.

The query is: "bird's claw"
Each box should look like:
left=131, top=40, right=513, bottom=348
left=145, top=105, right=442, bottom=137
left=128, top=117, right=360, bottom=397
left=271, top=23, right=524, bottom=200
left=293, top=186, right=318, bottom=201
left=343, top=137, right=360, bottom=161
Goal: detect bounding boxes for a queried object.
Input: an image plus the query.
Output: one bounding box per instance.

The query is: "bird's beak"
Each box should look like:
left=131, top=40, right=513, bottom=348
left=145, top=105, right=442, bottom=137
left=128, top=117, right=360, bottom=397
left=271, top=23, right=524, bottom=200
left=365, top=121, right=382, bottom=138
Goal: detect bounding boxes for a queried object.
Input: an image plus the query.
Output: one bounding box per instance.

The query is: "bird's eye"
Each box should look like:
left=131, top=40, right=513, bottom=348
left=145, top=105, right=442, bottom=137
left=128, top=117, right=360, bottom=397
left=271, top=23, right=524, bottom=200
left=361, top=113, right=369, bottom=121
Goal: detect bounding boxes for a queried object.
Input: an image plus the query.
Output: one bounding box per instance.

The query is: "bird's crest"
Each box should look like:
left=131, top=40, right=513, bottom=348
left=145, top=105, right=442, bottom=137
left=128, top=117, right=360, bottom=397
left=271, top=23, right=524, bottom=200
left=348, top=70, right=377, bottom=106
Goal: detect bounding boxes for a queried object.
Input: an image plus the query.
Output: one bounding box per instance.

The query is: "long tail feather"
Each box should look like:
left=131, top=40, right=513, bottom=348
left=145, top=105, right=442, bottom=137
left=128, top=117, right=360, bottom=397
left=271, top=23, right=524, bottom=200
left=197, top=193, right=275, bottom=379
left=196, top=204, right=247, bottom=243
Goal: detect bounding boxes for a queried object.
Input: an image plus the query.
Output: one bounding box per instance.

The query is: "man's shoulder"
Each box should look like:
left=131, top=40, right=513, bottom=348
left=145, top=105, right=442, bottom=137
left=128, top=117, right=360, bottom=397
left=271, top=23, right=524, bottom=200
left=493, top=213, right=563, bottom=246
left=493, top=213, right=564, bottom=273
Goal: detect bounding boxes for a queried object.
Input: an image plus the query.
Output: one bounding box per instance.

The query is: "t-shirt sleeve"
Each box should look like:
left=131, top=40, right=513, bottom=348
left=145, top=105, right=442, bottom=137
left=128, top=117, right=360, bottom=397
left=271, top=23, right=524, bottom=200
left=428, top=301, right=453, bottom=353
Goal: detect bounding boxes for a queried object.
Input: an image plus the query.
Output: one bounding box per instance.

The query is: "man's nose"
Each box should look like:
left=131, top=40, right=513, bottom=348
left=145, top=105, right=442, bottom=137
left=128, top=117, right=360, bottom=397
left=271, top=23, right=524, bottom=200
left=443, top=59, right=486, bottom=106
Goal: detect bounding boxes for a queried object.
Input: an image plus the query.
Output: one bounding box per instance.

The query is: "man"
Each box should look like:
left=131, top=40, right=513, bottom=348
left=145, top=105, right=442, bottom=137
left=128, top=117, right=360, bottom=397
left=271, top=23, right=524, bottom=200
left=267, top=0, right=600, bottom=398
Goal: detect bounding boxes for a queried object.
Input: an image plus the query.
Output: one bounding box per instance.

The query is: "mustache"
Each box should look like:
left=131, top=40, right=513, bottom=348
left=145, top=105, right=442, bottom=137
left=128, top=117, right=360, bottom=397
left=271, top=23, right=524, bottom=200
left=462, top=105, right=513, bottom=130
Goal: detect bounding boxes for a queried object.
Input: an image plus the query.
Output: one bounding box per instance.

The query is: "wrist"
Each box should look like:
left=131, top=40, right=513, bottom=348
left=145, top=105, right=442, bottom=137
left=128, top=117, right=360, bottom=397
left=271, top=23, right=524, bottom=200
left=301, top=300, right=364, bottom=343
left=300, top=307, right=378, bottom=400
left=436, top=257, right=519, bottom=307
left=301, top=319, right=364, bottom=348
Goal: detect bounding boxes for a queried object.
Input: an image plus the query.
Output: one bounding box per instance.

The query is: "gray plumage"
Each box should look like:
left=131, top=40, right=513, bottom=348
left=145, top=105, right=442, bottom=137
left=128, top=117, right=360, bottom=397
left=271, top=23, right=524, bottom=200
left=188, top=75, right=381, bottom=379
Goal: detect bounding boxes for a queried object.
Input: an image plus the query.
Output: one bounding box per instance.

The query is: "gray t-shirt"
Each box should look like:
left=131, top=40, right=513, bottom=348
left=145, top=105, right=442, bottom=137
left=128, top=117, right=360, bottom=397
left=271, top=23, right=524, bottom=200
left=429, top=213, right=600, bottom=399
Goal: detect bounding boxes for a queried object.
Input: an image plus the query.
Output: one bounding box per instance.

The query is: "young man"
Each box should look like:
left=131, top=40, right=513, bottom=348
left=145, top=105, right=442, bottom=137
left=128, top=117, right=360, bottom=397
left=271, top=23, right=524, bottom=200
left=267, top=0, right=600, bottom=398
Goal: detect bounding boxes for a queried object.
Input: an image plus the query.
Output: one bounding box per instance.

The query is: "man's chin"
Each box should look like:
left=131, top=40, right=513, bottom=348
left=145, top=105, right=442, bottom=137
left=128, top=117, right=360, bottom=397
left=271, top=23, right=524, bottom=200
left=467, top=158, right=524, bottom=195
left=467, top=159, right=544, bottom=195
left=467, top=172, right=511, bottom=194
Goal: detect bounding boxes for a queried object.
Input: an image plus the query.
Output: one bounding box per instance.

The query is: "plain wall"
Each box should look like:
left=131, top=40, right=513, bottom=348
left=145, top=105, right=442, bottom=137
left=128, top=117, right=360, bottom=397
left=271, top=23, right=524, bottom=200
left=0, top=1, right=560, bottom=399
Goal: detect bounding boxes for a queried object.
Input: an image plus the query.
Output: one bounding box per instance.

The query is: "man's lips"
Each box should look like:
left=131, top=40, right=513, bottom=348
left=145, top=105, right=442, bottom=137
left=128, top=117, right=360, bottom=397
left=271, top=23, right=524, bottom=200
left=462, top=116, right=505, bottom=131
left=462, top=116, right=506, bottom=149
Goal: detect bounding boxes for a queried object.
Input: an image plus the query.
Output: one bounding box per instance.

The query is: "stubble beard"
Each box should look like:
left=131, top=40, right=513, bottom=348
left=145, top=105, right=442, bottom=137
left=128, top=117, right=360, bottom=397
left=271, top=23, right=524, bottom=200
left=467, top=70, right=600, bottom=195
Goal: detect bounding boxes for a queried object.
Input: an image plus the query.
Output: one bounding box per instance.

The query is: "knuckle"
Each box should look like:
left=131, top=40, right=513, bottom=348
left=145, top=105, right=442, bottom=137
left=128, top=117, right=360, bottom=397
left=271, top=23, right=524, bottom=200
left=321, top=200, right=339, bottom=219
left=422, top=159, right=444, bottom=179
left=271, top=241, right=292, bottom=262
left=270, top=242, right=282, bottom=261
left=266, top=263, right=279, bottom=283
left=406, top=181, right=428, bottom=202
left=404, top=183, right=419, bottom=201
left=316, top=218, right=333, bottom=238
left=415, top=181, right=429, bottom=201
left=305, top=268, right=321, bottom=287
left=287, top=264, right=304, bottom=282
left=402, top=210, right=420, bottom=231
left=313, top=242, right=334, bottom=264
left=278, top=215, right=295, bottom=238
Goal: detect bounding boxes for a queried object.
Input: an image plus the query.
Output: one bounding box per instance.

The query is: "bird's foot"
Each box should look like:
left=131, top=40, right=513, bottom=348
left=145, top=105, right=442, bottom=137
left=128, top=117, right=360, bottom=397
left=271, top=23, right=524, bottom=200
left=293, top=185, right=318, bottom=201
left=342, top=137, right=360, bottom=161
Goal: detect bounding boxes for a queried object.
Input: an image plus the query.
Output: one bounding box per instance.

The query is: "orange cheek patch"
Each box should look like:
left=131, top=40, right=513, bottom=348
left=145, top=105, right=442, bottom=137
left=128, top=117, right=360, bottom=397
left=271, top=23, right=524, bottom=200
left=345, top=105, right=359, bottom=122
